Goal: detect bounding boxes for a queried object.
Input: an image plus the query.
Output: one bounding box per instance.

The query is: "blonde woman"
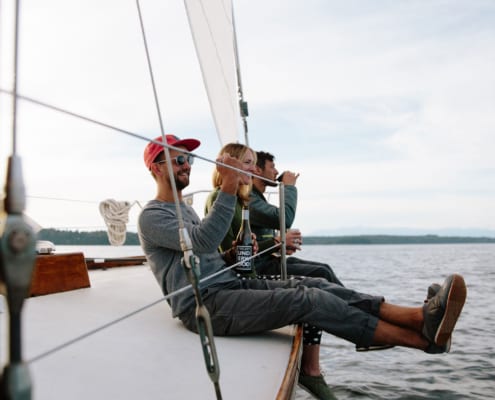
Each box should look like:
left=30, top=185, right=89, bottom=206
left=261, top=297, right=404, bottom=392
left=205, top=143, right=256, bottom=254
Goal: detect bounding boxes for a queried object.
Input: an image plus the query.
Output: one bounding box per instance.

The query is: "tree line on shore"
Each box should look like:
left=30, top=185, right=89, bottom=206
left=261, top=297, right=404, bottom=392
left=37, top=228, right=495, bottom=246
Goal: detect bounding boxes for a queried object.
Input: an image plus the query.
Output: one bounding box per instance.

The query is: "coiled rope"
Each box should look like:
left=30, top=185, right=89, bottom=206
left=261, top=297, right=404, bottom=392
left=99, top=199, right=141, bottom=246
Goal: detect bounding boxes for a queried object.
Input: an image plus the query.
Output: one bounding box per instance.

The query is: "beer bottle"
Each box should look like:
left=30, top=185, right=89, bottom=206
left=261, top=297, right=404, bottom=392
left=235, top=205, right=255, bottom=276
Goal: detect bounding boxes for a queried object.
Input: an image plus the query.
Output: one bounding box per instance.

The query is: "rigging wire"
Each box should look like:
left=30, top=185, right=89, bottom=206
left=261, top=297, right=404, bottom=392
left=137, top=2, right=223, bottom=397
left=135, top=0, right=186, bottom=227
left=231, top=1, right=249, bottom=146
left=27, top=195, right=99, bottom=204
left=1, top=2, right=37, bottom=397
left=0, top=88, right=150, bottom=143
left=10, top=0, right=20, bottom=155
left=0, top=89, right=276, bottom=187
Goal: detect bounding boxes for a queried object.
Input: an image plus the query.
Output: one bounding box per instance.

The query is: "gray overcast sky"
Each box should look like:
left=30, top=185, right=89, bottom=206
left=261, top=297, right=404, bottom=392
left=1, top=0, right=494, bottom=235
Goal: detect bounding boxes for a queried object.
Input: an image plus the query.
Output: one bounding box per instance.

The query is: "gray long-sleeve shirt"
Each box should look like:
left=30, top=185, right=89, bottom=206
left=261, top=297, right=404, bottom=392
left=138, top=191, right=239, bottom=317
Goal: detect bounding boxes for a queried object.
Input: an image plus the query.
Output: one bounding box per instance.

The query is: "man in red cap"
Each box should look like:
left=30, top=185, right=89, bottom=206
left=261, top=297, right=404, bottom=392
left=143, top=134, right=200, bottom=192
left=138, top=135, right=467, bottom=400
left=143, top=134, right=201, bottom=170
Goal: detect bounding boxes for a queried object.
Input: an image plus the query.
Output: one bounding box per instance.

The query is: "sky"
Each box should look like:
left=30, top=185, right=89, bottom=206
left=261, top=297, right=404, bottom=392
left=1, top=0, right=494, bottom=237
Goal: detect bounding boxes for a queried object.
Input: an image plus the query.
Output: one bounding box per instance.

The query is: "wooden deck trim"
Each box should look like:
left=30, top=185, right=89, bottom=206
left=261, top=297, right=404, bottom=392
left=30, top=252, right=90, bottom=296
left=85, top=255, right=147, bottom=269
left=276, top=324, right=303, bottom=400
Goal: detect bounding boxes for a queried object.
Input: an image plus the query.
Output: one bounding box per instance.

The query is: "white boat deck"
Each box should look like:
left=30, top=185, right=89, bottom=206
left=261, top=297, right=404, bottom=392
left=1, top=265, right=299, bottom=399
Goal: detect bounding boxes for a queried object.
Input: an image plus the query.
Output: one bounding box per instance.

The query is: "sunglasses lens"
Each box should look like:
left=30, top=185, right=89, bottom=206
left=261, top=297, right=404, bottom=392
left=175, top=155, right=193, bottom=165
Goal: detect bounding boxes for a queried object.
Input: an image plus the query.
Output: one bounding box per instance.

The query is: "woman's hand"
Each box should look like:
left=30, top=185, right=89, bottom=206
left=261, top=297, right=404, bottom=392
left=217, top=154, right=243, bottom=195
left=251, top=233, right=258, bottom=254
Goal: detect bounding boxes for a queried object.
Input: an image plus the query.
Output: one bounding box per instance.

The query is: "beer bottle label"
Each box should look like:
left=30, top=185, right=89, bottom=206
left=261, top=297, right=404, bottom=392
left=235, top=245, right=253, bottom=271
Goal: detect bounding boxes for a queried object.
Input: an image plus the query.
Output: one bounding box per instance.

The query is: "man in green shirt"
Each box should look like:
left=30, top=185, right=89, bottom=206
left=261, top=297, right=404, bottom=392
left=250, top=151, right=343, bottom=285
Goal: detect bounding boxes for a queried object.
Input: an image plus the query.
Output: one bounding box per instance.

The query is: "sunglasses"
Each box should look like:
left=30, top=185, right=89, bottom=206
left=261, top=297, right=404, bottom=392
left=154, top=154, right=194, bottom=166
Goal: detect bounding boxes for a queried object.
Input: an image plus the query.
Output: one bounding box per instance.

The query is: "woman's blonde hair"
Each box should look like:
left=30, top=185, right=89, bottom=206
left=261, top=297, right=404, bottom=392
left=212, top=143, right=256, bottom=205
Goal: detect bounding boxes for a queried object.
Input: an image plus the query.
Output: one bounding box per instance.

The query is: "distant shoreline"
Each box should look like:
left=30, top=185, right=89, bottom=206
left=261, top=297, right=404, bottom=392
left=302, top=235, right=495, bottom=245
left=37, top=229, right=495, bottom=246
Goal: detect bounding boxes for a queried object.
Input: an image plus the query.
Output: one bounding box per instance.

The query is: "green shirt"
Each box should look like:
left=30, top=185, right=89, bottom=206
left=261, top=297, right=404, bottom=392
left=205, top=187, right=243, bottom=252
left=205, top=187, right=275, bottom=276
left=249, top=185, right=298, bottom=240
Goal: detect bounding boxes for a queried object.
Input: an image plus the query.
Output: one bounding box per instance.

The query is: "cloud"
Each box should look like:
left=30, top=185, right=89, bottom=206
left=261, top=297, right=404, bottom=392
left=1, top=0, right=494, bottom=235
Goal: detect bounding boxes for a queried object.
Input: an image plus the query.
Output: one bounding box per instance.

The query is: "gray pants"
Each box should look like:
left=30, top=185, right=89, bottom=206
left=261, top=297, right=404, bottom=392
left=180, top=277, right=382, bottom=348
left=256, top=255, right=344, bottom=286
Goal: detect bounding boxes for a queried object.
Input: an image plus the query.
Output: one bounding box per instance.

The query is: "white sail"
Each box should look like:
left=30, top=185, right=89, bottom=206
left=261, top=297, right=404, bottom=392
left=184, top=0, right=242, bottom=145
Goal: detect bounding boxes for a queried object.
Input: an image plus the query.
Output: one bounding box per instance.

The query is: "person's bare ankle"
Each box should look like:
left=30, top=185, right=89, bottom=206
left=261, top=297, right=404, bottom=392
left=415, top=307, right=425, bottom=332
left=301, top=366, right=321, bottom=376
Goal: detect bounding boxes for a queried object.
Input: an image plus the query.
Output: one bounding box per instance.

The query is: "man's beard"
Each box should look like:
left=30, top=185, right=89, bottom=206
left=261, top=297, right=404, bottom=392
left=174, top=174, right=189, bottom=190
left=175, top=180, right=188, bottom=190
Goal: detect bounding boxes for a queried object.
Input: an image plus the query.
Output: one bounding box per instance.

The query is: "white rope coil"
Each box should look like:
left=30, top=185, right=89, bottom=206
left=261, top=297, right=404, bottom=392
left=99, top=199, right=134, bottom=246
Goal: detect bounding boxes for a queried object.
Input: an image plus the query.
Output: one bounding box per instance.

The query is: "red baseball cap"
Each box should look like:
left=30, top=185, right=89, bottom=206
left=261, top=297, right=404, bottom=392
left=144, top=135, right=200, bottom=169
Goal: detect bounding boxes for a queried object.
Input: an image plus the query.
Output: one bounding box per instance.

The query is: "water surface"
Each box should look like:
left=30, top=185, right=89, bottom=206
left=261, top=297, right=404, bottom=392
left=294, top=244, right=495, bottom=400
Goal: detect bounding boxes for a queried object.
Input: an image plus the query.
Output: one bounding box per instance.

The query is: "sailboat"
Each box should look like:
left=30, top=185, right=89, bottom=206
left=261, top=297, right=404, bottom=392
left=1, top=1, right=301, bottom=399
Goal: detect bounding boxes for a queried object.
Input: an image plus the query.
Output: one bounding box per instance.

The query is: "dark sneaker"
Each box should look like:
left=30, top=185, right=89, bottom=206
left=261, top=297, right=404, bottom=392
left=356, top=283, right=445, bottom=353
left=422, top=274, right=466, bottom=346
left=423, top=282, right=452, bottom=353
left=425, top=283, right=441, bottom=303
left=356, top=344, right=395, bottom=352
left=425, top=341, right=450, bottom=354
left=298, top=373, right=337, bottom=400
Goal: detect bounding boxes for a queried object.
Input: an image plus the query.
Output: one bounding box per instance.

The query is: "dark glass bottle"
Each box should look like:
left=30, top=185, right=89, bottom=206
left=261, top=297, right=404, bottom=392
left=235, top=205, right=254, bottom=275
